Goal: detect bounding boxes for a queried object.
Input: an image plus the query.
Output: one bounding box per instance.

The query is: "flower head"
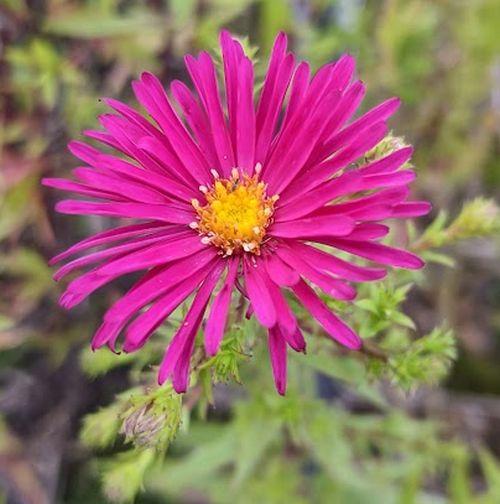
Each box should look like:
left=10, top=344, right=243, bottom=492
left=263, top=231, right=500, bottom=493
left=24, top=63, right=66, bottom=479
left=192, top=166, right=278, bottom=254
left=44, top=31, right=430, bottom=395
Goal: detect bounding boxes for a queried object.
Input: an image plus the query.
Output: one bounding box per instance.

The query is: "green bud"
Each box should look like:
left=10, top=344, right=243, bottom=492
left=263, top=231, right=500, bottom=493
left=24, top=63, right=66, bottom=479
left=447, top=197, right=499, bottom=241
left=120, top=386, right=182, bottom=451
left=364, top=132, right=413, bottom=167
left=120, top=403, right=167, bottom=448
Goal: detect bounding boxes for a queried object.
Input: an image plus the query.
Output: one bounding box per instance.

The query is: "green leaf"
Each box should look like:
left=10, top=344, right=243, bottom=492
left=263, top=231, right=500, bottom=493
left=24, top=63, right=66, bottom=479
left=297, top=352, right=365, bottom=385
left=232, top=414, right=281, bottom=488
left=422, top=250, right=456, bottom=267
left=80, top=347, right=135, bottom=378
left=170, top=0, right=197, bottom=26
left=80, top=403, right=123, bottom=450
left=479, top=449, right=500, bottom=498
left=44, top=9, right=164, bottom=39
left=101, top=448, right=156, bottom=503
left=447, top=446, right=472, bottom=503
left=391, top=311, right=417, bottom=330
left=355, top=298, right=379, bottom=313
left=387, top=326, right=457, bottom=390
left=148, top=430, right=235, bottom=494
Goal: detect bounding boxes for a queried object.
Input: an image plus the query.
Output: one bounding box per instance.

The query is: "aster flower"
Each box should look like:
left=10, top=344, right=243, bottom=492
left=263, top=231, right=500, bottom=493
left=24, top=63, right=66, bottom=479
left=44, top=31, right=430, bottom=395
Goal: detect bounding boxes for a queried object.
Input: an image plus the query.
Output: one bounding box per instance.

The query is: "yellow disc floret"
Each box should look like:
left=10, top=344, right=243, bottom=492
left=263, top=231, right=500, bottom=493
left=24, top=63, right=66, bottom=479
left=191, top=168, right=278, bottom=255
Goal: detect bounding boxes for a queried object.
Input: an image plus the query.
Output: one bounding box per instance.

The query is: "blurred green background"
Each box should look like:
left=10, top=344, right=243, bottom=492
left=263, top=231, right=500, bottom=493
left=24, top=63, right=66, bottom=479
left=0, top=0, right=499, bottom=502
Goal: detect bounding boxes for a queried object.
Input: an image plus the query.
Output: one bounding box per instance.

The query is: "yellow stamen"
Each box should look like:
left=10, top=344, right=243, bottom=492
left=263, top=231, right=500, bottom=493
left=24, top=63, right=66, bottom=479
left=192, top=170, right=277, bottom=255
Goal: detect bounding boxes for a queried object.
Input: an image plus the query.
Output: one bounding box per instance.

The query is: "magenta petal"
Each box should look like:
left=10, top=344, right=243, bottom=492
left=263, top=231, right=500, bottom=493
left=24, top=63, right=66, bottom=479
left=158, top=262, right=224, bottom=386
left=306, top=80, right=366, bottom=167
left=391, top=201, right=432, bottom=218
left=255, top=32, right=289, bottom=163
left=220, top=32, right=240, bottom=110
left=67, top=140, right=100, bottom=165
left=283, top=241, right=386, bottom=282
left=83, top=129, right=123, bottom=154
left=59, top=234, right=203, bottom=309
left=204, top=258, right=239, bottom=356
left=281, top=121, right=388, bottom=203
left=235, top=57, right=256, bottom=173
left=288, top=326, right=307, bottom=353
left=104, top=97, right=161, bottom=138
left=42, top=177, right=122, bottom=202
left=264, top=253, right=300, bottom=286
left=322, top=97, right=401, bottom=156
left=91, top=320, right=123, bottom=351
left=108, top=247, right=216, bottom=325
left=268, top=326, right=287, bottom=395
left=139, top=72, right=211, bottom=170
left=56, top=200, right=194, bottom=225
left=220, top=31, right=243, bottom=154
left=90, top=251, right=219, bottom=351
left=291, top=280, right=361, bottom=350
left=53, top=229, right=176, bottom=281
left=90, top=264, right=166, bottom=350
left=265, top=279, right=297, bottom=336
left=316, top=187, right=410, bottom=218
left=96, top=153, right=198, bottom=202
left=327, top=239, right=425, bottom=269
left=343, top=223, right=390, bottom=241
left=358, top=147, right=414, bottom=175
left=266, top=56, right=347, bottom=175
left=275, top=172, right=362, bottom=222
left=172, top=310, right=204, bottom=393
left=265, top=88, right=343, bottom=195
left=72, top=167, right=168, bottom=204
left=343, top=203, right=398, bottom=221
left=137, top=136, right=198, bottom=187
left=49, top=222, right=169, bottom=265
left=256, top=53, right=296, bottom=166
left=171, top=80, right=219, bottom=168
left=96, top=234, right=204, bottom=276
left=276, top=246, right=357, bottom=301
left=243, top=258, right=277, bottom=328
left=256, top=32, right=287, bottom=119
left=123, top=271, right=204, bottom=353
left=185, top=53, right=235, bottom=175
left=270, top=215, right=355, bottom=239
left=281, top=62, right=310, bottom=130
left=97, top=113, right=166, bottom=172
left=360, top=169, right=416, bottom=189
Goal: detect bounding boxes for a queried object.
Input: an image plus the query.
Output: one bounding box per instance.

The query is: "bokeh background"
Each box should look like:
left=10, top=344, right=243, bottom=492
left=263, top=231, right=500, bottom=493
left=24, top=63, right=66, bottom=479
left=0, top=0, right=499, bottom=503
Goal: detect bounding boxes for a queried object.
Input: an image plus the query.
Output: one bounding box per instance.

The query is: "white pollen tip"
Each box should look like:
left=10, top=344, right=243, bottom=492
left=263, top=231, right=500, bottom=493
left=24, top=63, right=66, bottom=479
left=189, top=221, right=199, bottom=229
left=210, top=169, right=220, bottom=179
left=201, top=236, right=212, bottom=244
left=254, top=162, right=262, bottom=174
left=253, top=226, right=260, bottom=235
left=225, top=248, right=233, bottom=256
left=191, top=198, right=200, bottom=208
left=199, top=185, right=208, bottom=193
left=231, top=168, right=240, bottom=179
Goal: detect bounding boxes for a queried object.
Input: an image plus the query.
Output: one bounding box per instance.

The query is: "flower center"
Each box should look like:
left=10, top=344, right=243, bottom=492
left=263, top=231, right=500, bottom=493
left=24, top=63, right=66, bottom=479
left=191, top=168, right=278, bottom=255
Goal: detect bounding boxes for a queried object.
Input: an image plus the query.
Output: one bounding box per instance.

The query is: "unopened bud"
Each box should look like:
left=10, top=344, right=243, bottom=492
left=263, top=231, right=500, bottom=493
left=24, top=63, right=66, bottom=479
left=364, top=133, right=412, bottom=167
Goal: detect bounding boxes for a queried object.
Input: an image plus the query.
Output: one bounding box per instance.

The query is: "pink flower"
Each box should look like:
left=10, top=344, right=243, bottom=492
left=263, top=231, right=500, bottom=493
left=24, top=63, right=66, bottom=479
left=44, top=31, right=430, bottom=395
